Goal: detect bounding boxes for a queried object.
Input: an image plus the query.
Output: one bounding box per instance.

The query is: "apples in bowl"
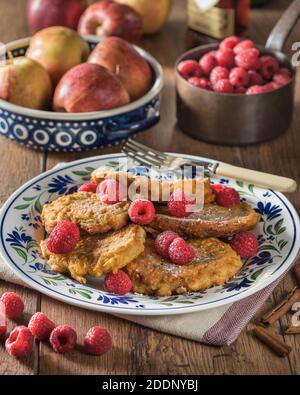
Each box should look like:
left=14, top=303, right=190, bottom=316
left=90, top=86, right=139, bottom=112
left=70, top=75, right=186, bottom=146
left=0, top=28, right=163, bottom=152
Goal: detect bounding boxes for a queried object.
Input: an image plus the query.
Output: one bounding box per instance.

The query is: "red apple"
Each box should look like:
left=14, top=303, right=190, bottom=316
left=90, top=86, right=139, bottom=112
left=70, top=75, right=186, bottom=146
left=78, top=0, right=143, bottom=43
left=27, top=0, right=87, bottom=33
left=53, top=63, right=130, bottom=112
left=88, top=37, right=152, bottom=101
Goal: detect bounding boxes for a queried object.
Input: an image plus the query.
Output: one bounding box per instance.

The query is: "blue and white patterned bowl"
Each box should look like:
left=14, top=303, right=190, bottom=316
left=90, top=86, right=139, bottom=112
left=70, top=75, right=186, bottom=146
left=0, top=36, right=163, bottom=152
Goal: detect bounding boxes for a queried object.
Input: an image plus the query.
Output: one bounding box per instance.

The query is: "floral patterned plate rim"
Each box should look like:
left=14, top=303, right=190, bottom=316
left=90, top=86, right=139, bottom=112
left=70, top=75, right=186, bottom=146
left=0, top=153, right=299, bottom=316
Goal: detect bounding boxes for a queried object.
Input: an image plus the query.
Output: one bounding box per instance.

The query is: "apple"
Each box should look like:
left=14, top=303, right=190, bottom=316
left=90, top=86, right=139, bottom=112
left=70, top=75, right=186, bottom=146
left=115, top=0, right=171, bottom=34
left=27, top=0, right=87, bottom=33
left=88, top=37, right=152, bottom=101
left=53, top=63, right=130, bottom=112
left=26, top=26, right=90, bottom=86
left=0, top=56, right=52, bottom=110
left=78, top=0, right=143, bottom=43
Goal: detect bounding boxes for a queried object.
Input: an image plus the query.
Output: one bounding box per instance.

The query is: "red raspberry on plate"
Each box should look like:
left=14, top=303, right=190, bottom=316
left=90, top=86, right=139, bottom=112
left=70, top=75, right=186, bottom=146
left=246, top=85, right=265, bottom=95
left=215, top=48, right=235, bottom=68
left=273, top=72, right=291, bottom=86
left=229, top=67, right=249, bottom=87
left=199, top=51, right=217, bottom=76
left=50, top=325, right=77, bottom=353
left=128, top=199, right=155, bottom=225
left=84, top=326, right=112, bottom=356
left=0, top=301, right=7, bottom=336
left=47, top=220, right=80, bottom=254
left=209, top=66, right=229, bottom=86
left=233, top=39, right=254, bottom=54
left=235, top=48, right=260, bottom=70
left=78, top=181, right=97, bottom=193
left=0, top=292, right=24, bottom=319
left=28, top=312, right=55, bottom=340
left=215, top=186, right=240, bottom=208
left=213, top=79, right=234, bottom=94
left=235, top=86, right=247, bottom=94
left=264, top=81, right=280, bottom=91
left=230, top=231, right=258, bottom=258
left=5, top=326, right=34, bottom=358
left=104, top=271, right=132, bottom=295
left=177, top=60, right=203, bottom=80
left=260, top=55, right=280, bottom=80
left=168, top=188, right=195, bottom=218
left=168, top=238, right=195, bottom=265
left=248, top=70, right=264, bottom=86
left=98, top=179, right=125, bottom=205
left=188, top=76, right=211, bottom=90
left=220, top=35, right=240, bottom=50
left=154, top=230, right=179, bottom=259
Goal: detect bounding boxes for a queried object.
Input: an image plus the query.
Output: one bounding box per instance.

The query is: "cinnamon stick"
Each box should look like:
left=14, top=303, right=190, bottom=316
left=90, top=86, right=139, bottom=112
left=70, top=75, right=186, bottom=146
left=293, top=264, right=300, bottom=287
left=261, top=287, right=300, bottom=326
left=252, top=326, right=292, bottom=357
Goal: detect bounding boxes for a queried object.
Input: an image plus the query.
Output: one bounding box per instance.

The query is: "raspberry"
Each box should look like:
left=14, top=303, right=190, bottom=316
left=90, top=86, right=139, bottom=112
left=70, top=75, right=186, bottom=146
left=154, top=230, right=178, bottom=259
left=230, top=231, right=258, bottom=258
left=5, top=326, right=34, bottom=358
left=215, top=48, right=235, bottom=68
left=168, top=188, right=195, bottom=218
left=248, top=70, right=264, bottom=86
left=235, top=86, right=246, bottom=94
left=273, top=72, right=291, bottom=86
left=264, top=82, right=280, bottom=91
left=188, top=76, right=211, bottom=90
left=209, top=66, right=229, bottom=85
left=28, top=312, right=55, bottom=340
left=84, top=327, right=112, bottom=356
left=260, top=55, right=279, bottom=80
left=211, top=184, right=225, bottom=194
left=78, top=181, right=97, bottom=193
left=229, top=67, right=249, bottom=87
left=199, top=51, right=217, bottom=76
left=177, top=60, right=203, bottom=80
left=0, top=301, right=7, bottom=336
left=246, top=85, right=265, bottom=95
left=47, top=221, right=80, bottom=254
left=213, top=79, right=234, bottom=94
left=220, top=35, right=240, bottom=50
left=0, top=292, right=24, bottom=319
left=235, top=48, right=260, bottom=70
left=215, top=186, right=240, bottom=208
left=128, top=199, right=155, bottom=225
left=277, top=67, right=291, bottom=78
left=104, top=270, right=132, bottom=295
left=168, top=238, right=195, bottom=265
left=233, top=39, right=254, bottom=54
left=98, top=179, right=125, bottom=205
left=50, top=325, right=77, bottom=353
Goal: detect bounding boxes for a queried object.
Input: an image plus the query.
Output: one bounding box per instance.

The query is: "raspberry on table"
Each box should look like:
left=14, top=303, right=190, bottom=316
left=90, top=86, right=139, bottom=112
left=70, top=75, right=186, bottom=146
left=209, top=66, right=229, bottom=86
left=213, top=79, right=234, bottom=94
left=28, top=312, right=56, bottom=340
left=215, top=48, right=235, bottom=69
left=47, top=220, right=80, bottom=254
left=0, top=300, right=7, bottom=336
left=248, top=70, right=264, bottom=86
left=260, top=55, right=280, bottom=80
left=235, top=48, right=260, bottom=70
left=84, top=326, right=112, bottom=356
left=168, top=237, right=195, bottom=265
left=233, top=39, right=254, bottom=54
left=177, top=60, right=203, bottom=80
left=5, top=326, right=34, bottom=358
left=78, top=181, right=97, bottom=193
left=273, top=72, right=291, bottom=86
left=188, top=76, right=211, bottom=90
left=199, top=51, right=217, bottom=76
left=229, top=67, right=249, bottom=87
left=104, top=271, right=132, bottom=295
left=220, top=35, right=240, bottom=50
left=168, top=188, right=195, bottom=218
left=0, top=292, right=24, bottom=319
left=230, top=231, right=258, bottom=258
left=50, top=325, right=77, bottom=353
left=154, top=230, right=179, bottom=259
left=246, top=85, right=266, bottom=95
left=98, top=179, right=125, bottom=205
left=215, top=186, right=240, bottom=208
left=128, top=199, right=155, bottom=225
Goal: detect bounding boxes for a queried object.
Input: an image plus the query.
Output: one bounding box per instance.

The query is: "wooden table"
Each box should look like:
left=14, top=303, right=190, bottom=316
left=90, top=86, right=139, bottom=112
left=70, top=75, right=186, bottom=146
left=0, top=0, right=299, bottom=375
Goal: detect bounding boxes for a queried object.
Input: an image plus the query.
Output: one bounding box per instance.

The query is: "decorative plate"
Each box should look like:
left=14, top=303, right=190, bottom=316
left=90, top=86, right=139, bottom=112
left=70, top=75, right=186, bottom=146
left=0, top=153, right=299, bottom=315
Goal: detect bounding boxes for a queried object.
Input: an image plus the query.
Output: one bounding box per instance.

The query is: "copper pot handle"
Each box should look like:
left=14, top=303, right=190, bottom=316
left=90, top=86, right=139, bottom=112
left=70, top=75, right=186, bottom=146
left=265, top=0, right=300, bottom=51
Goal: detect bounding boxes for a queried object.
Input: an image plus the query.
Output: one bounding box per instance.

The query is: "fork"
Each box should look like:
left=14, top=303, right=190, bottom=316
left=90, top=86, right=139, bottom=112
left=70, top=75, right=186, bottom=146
left=122, top=139, right=297, bottom=193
